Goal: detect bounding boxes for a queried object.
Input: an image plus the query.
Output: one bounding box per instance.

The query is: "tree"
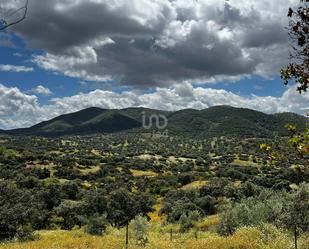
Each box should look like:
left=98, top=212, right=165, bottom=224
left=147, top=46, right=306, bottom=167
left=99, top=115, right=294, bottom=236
left=82, top=189, right=107, bottom=215
left=0, top=0, right=28, bottom=31
left=55, top=200, right=83, bottom=230
left=107, top=189, right=154, bottom=249
left=285, top=122, right=309, bottom=159
left=281, top=0, right=309, bottom=93
left=280, top=184, right=309, bottom=249
left=165, top=200, right=204, bottom=223
left=178, top=210, right=201, bottom=233
left=0, top=181, right=37, bottom=241
left=84, top=214, right=108, bottom=236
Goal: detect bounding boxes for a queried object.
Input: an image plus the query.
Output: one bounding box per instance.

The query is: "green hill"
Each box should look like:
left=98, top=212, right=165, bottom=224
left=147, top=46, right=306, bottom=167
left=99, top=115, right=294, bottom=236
left=4, top=106, right=307, bottom=138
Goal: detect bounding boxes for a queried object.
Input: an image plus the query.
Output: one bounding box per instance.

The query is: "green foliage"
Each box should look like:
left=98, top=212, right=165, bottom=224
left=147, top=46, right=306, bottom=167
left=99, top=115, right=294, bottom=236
left=0, top=181, right=39, bottom=241
left=285, top=118, right=309, bottom=157
left=0, top=147, right=19, bottom=159
left=130, top=215, right=150, bottom=247
left=179, top=210, right=201, bottom=233
left=15, top=225, right=37, bottom=242
left=55, top=200, right=83, bottom=230
left=82, top=189, right=107, bottom=215
left=84, top=214, right=108, bottom=236
left=281, top=0, right=309, bottom=93
left=107, top=188, right=154, bottom=228
left=218, top=185, right=309, bottom=236
left=280, top=184, right=309, bottom=233
left=167, top=201, right=203, bottom=223
left=260, top=116, right=308, bottom=167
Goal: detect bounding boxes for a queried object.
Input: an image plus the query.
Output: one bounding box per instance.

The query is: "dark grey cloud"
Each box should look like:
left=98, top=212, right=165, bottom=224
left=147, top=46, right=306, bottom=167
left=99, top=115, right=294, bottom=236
left=13, top=0, right=174, bottom=52
left=4, top=0, right=298, bottom=88
left=96, top=31, right=256, bottom=87
left=242, top=22, right=287, bottom=48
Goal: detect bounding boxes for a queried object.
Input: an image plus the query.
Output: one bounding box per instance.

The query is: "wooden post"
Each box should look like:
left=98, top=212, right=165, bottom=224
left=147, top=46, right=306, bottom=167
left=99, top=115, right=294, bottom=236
left=294, top=225, right=298, bottom=249
left=125, top=223, right=129, bottom=249
left=170, top=229, right=173, bottom=241
left=195, top=230, right=198, bottom=240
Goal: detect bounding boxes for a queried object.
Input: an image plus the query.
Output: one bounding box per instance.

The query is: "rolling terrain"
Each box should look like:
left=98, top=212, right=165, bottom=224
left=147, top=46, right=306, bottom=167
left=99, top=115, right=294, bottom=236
left=3, top=106, right=306, bottom=138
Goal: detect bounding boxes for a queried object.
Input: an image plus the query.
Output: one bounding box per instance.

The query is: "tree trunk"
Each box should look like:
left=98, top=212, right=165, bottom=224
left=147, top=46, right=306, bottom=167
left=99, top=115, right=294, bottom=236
left=125, top=223, right=129, bottom=249
left=294, top=225, right=298, bottom=249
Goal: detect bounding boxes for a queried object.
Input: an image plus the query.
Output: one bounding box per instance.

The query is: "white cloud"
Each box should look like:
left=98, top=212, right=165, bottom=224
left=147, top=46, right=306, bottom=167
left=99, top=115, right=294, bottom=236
left=8, top=0, right=300, bottom=87
left=29, top=85, right=53, bottom=96
left=0, top=64, right=34, bottom=72
left=0, top=84, right=41, bottom=129
left=0, top=83, right=308, bottom=130
left=33, top=46, right=111, bottom=82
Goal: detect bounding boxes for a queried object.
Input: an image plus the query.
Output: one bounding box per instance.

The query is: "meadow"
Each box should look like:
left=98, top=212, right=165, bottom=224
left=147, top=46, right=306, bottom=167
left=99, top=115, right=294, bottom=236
left=1, top=226, right=308, bottom=249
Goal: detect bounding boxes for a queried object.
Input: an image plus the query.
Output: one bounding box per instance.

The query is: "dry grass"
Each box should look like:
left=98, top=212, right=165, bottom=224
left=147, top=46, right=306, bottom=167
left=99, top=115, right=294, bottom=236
left=130, top=170, right=158, bottom=177
left=1, top=226, right=307, bottom=249
left=79, top=166, right=101, bottom=174
left=180, top=181, right=207, bottom=190
left=148, top=201, right=165, bottom=223
left=197, top=215, right=220, bottom=231
left=91, top=150, right=102, bottom=157
left=137, top=154, right=155, bottom=160
left=232, top=159, right=260, bottom=167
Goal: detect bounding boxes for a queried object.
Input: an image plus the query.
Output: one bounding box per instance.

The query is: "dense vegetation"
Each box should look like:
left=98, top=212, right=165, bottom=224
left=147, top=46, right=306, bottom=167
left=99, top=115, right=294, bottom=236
left=0, top=127, right=308, bottom=248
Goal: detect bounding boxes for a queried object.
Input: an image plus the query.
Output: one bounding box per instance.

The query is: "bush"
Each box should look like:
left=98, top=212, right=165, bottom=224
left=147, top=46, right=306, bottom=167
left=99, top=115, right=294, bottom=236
left=84, top=215, right=108, bottom=236
left=16, top=225, right=38, bottom=242
left=179, top=210, right=201, bottom=233
left=166, top=200, right=204, bottom=223
left=130, top=215, right=150, bottom=246
left=218, top=185, right=309, bottom=237
left=55, top=200, right=84, bottom=230
left=0, top=181, right=41, bottom=241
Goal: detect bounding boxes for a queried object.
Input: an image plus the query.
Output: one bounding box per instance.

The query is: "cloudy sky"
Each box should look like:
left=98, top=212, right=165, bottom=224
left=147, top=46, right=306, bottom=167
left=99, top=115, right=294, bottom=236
left=0, top=0, right=308, bottom=129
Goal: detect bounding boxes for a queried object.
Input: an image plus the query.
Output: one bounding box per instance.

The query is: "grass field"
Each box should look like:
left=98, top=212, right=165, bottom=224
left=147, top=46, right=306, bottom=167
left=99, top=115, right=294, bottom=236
left=0, top=226, right=308, bottom=249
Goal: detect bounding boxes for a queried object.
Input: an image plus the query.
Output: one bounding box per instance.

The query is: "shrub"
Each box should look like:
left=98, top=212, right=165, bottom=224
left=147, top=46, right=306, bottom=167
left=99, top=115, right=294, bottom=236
left=84, top=215, right=108, bottom=236
left=55, top=200, right=84, bottom=230
left=130, top=215, right=150, bottom=246
left=0, top=181, right=41, bottom=241
left=218, top=185, right=309, bottom=238
left=16, top=225, right=38, bottom=242
left=179, top=210, right=201, bottom=233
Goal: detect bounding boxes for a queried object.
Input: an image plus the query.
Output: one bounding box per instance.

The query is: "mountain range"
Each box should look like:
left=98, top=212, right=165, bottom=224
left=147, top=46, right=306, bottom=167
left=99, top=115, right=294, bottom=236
left=1, top=106, right=307, bottom=138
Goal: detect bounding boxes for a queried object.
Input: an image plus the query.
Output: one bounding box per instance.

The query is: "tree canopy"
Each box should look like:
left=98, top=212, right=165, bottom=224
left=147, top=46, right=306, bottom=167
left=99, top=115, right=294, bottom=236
left=281, top=0, right=309, bottom=93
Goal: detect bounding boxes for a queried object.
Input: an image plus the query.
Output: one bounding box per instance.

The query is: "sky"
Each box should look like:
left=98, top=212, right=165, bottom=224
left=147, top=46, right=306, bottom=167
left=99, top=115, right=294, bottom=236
left=0, top=0, right=308, bottom=129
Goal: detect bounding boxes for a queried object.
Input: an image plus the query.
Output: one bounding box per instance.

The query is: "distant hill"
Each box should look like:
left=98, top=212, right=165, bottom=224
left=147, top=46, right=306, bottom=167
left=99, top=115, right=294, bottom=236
left=6, top=107, right=141, bottom=136
left=167, top=106, right=307, bottom=138
left=3, top=106, right=307, bottom=138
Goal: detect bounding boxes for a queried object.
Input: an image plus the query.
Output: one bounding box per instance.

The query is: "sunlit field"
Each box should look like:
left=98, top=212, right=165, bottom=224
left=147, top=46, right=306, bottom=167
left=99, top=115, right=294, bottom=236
left=1, top=226, right=308, bottom=249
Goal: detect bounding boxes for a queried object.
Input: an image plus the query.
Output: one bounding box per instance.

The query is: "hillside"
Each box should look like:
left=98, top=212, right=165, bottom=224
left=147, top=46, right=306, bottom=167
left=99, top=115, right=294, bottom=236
left=3, top=106, right=307, bottom=137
